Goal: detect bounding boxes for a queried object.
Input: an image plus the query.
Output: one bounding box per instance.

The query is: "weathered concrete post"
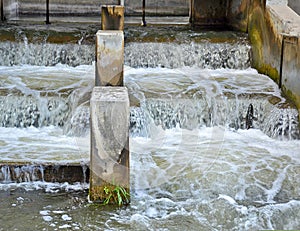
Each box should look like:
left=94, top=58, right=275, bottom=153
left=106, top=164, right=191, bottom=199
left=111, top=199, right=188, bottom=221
left=281, top=35, right=300, bottom=113
left=90, top=87, right=130, bottom=202
left=95, top=30, right=124, bottom=86
left=101, top=5, right=124, bottom=30
left=91, top=9, right=129, bottom=203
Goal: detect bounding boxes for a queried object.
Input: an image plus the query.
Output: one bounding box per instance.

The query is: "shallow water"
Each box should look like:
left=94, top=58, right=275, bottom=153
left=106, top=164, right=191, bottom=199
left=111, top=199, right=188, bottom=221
left=0, top=25, right=299, bottom=230
left=0, top=64, right=299, bottom=230
left=0, top=126, right=300, bottom=230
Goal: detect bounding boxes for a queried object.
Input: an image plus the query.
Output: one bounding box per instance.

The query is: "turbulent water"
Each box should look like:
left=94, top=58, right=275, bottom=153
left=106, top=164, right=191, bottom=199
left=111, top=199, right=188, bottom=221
left=0, top=29, right=300, bottom=230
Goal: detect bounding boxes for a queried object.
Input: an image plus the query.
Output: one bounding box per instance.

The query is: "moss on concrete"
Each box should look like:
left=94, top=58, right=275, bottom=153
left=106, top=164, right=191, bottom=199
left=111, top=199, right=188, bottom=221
left=89, top=183, right=130, bottom=205
left=248, top=6, right=281, bottom=84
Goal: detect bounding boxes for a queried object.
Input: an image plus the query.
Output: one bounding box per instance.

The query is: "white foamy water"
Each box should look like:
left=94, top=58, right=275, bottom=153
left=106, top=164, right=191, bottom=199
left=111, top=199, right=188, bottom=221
left=0, top=126, right=89, bottom=163
left=0, top=64, right=93, bottom=163
left=0, top=64, right=299, bottom=230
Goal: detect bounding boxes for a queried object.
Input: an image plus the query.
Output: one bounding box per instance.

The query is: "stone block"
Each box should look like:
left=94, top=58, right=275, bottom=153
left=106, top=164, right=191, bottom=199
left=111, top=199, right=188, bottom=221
left=95, top=30, right=124, bottom=86
left=90, top=87, right=129, bottom=201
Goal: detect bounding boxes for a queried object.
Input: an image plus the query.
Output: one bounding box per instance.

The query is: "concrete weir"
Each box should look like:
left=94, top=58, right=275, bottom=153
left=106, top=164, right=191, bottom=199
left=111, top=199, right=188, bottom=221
left=89, top=87, right=130, bottom=202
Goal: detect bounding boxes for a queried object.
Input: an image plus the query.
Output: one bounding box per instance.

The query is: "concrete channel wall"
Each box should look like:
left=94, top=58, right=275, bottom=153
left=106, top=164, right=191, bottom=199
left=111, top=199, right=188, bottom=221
left=248, top=0, right=300, bottom=115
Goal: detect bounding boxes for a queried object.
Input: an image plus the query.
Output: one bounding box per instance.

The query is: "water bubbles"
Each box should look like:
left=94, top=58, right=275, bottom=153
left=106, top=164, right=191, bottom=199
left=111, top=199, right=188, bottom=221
left=125, top=42, right=251, bottom=69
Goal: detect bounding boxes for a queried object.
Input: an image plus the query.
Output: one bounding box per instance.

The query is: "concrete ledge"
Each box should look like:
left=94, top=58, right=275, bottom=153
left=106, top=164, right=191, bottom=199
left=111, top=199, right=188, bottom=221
left=0, top=163, right=89, bottom=183
left=267, top=5, right=300, bottom=36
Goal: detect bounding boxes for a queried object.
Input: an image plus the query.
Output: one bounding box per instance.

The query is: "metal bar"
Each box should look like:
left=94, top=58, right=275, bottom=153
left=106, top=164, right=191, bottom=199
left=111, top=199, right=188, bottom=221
left=1, top=0, right=4, bottom=21
left=142, top=0, right=146, bottom=26
left=46, top=0, right=50, bottom=24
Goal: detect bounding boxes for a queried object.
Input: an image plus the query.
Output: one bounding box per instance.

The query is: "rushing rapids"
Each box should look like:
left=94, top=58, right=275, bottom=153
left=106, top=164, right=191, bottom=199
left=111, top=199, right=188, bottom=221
left=0, top=25, right=299, bottom=230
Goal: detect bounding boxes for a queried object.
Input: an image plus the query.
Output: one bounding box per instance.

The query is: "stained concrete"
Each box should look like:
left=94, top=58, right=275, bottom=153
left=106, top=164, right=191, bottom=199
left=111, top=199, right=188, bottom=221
left=101, top=5, right=124, bottom=30
left=248, top=1, right=300, bottom=115
left=95, top=30, right=124, bottom=86
left=90, top=87, right=129, bottom=201
left=190, top=0, right=249, bottom=31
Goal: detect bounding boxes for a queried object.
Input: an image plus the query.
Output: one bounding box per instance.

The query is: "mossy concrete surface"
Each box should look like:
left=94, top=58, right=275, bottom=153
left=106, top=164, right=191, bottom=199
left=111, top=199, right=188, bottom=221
left=248, top=2, right=300, bottom=115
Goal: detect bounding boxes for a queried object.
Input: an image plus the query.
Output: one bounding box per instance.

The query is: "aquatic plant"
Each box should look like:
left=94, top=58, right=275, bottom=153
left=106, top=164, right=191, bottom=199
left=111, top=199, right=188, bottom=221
left=102, top=184, right=130, bottom=206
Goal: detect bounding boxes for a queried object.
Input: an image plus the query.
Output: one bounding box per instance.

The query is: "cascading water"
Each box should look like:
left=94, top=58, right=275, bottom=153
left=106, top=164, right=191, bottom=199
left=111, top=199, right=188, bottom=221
left=0, top=25, right=300, bottom=230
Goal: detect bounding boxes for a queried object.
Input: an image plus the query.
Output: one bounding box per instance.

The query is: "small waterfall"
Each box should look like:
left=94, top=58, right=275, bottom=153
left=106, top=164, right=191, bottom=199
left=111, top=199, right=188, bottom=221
left=125, top=42, right=251, bottom=69
left=0, top=165, right=45, bottom=183
left=0, top=95, right=69, bottom=128
left=0, top=39, right=250, bottom=68
left=0, top=31, right=298, bottom=140
left=0, top=164, right=90, bottom=183
left=0, top=41, right=94, bottom=66
left=129, top=98, right=300, bottom=140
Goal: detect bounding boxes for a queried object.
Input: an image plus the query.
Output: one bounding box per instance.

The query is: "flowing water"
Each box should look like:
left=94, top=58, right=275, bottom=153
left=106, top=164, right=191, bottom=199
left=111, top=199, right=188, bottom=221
left=0, top=26, right=300, bottom=230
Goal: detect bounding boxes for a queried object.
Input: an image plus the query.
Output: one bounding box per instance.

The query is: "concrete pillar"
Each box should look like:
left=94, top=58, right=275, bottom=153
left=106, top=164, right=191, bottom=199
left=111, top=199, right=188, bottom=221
left=95, top=30, right=124, bottom=86
left=101, top=5, right=124, bottom=30
left=90, top=87, right=130, bottom=202
left=288, top=0, right=300, bottom=15
left=281, top=36, right=300, bottom=112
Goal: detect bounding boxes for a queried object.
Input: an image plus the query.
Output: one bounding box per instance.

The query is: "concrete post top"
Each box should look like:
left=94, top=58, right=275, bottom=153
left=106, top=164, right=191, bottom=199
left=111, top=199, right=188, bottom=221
left=96, top=30, right=124, bottom=36
left=268, top=5, right=300, bottom=36
left=91, top=87, right=129, bottom=102
left=101, top=5, right=124, bottom=9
